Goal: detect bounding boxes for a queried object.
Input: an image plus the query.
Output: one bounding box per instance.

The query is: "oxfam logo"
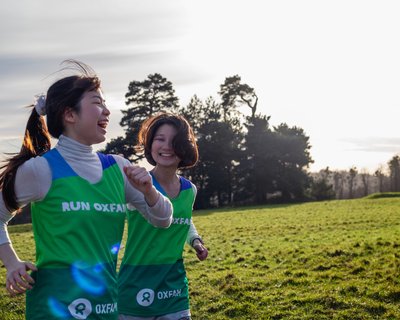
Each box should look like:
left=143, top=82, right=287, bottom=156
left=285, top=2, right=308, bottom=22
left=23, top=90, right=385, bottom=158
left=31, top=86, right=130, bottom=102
left=136, top=288, right=155, bottom=307
left=68, top=298, right=92, bottom=319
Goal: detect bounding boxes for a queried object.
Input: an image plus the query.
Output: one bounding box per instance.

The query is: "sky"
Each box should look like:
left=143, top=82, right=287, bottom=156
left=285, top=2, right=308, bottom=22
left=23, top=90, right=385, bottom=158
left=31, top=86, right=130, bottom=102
left=1, top=0, right=400, bottom=173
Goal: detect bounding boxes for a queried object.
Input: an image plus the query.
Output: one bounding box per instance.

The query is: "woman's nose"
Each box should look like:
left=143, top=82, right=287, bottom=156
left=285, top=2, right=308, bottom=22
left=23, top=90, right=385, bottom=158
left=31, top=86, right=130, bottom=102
left=103, top=105, right=111, bottom=115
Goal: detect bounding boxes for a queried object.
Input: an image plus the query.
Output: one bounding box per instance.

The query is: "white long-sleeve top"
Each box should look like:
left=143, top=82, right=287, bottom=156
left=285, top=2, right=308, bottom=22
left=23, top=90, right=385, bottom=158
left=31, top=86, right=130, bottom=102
left=186, top=219, right=203, bottom=247
left=184, top=184, right=203, bottom=247
left=0, top=135, right=173, bottom=245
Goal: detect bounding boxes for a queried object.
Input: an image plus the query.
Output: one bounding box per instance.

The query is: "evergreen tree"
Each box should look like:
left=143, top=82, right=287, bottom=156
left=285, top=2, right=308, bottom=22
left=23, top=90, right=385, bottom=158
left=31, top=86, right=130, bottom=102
left=181, top=97, right=242, bottom=208
left=102, top=73, right=179, bottom=161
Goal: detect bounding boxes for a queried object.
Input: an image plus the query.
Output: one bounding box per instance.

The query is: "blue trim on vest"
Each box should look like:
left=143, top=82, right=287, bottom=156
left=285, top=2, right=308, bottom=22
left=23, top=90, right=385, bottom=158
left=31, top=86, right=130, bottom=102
left=180, top=176, right=192, bottom=191
left=43, top=149, right=77, bottom=180
left=43, top=150, right=116, bottom=181
left=97, top=152, right=116, bottom=170
left=150, top=173, right=166, bottom=196
left=150, top=172, right=192, bottom=196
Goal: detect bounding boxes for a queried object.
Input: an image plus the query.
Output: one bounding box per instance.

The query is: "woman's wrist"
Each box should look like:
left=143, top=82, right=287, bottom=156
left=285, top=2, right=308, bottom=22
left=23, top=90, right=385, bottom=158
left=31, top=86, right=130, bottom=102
left=191, top=237, right=204, bottom=247
left=0, top=243, right=21, bottom=269
left=144, top=186, right=160, bottom=207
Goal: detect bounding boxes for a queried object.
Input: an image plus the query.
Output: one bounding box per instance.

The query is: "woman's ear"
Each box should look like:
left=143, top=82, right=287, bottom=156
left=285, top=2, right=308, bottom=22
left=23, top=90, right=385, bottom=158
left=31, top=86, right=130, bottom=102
left=63, top=107, right=77, bottom=124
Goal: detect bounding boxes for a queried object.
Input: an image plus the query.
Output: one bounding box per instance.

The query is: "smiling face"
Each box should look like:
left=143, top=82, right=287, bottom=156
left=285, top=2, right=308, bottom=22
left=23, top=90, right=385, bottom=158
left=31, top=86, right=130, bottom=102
left=63, top=89, right=110, bottom=146
left=151, top=124, right=181, bottom=169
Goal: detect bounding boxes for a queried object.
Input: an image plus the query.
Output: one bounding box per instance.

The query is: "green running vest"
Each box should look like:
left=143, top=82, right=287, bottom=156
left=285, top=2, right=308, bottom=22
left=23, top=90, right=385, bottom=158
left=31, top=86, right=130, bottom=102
left=26, top=149, right=126, bottom=320
left=118, top=175, right=195, bottom=317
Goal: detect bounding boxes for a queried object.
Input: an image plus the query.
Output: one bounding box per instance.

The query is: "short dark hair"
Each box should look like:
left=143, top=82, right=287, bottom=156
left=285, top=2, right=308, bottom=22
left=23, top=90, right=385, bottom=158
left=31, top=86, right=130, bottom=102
left=137, top=113, right=198, bottom=169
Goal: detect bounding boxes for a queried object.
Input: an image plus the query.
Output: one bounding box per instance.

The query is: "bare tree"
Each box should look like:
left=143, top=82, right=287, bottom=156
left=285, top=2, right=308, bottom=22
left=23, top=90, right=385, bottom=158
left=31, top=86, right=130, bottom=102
left=332, top=171, right=345, bottom=199
left=347, top=167, right=358, bottom=199
left=374, top=166, right=385, bottom=193
left=360, top=168, right=370, bottom=196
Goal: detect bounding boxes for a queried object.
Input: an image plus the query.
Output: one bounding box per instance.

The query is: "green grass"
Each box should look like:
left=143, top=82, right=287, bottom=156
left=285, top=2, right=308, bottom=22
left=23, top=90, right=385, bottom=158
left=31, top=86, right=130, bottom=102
left=1, top=197, right=400, bottom=319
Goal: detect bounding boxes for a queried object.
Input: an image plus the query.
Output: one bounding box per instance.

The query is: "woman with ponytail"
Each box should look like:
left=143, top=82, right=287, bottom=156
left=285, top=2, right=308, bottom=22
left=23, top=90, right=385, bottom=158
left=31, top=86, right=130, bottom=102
left=0, top=60, right=172, bottom=320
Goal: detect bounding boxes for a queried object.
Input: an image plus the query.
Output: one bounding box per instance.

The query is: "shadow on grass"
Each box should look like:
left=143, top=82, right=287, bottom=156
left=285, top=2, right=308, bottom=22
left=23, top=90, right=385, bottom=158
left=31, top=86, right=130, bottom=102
left=8, top=224, right=32, bottom=234
left=193, top=203, right=296, bottom=216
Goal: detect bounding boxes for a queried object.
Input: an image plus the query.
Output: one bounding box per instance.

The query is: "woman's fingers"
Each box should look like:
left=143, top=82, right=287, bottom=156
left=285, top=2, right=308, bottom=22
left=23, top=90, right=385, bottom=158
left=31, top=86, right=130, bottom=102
left=124, top=165, right=152, bottom=190
left=6, top=262, right=37, bottom=295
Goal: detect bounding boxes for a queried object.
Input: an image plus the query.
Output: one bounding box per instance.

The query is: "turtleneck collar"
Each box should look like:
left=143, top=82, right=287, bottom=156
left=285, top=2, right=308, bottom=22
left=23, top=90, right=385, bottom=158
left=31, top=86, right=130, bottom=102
left=56, top=135, right=94, bottom=155
left=53, top=135, right=102, bottom=182
left=55, top=135, right=99, bottom=165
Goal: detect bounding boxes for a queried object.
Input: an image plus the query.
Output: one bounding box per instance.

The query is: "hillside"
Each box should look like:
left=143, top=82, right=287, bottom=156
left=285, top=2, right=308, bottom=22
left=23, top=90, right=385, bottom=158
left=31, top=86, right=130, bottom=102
left=1, top=197, right=400, bottom=319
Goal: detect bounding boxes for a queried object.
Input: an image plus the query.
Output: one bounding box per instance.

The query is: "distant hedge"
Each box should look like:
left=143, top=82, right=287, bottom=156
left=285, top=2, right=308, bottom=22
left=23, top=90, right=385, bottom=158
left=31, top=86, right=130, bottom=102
left=365, top=192, right=400, bottom=199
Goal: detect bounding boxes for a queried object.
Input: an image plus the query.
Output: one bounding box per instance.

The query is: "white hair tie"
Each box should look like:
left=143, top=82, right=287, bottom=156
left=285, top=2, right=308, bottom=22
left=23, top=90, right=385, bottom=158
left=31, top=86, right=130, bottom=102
left=34, top=94, right=46, bottom=116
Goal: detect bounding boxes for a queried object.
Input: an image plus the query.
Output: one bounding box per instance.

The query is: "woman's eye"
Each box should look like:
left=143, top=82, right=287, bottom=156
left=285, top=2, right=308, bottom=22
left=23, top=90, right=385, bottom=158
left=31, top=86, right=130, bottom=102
left=94, top=101, right=107, bottom=108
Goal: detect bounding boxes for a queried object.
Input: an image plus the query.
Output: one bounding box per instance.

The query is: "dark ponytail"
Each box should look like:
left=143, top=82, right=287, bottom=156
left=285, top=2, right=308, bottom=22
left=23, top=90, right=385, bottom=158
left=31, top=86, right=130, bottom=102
left=0, top=107, right=51, bottom=211
left=0, top=59, right=100, bottom=211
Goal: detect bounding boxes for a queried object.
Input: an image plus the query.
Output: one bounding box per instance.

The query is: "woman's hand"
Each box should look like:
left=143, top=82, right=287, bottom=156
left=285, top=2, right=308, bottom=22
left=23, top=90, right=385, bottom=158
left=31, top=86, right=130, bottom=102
left=193, top=239, right=208, bottom=261
left=6, top=260, right=37, bottom=295
left=124, top=165, right=159, bottom=206
left=124, top=165, right=153, bottom=195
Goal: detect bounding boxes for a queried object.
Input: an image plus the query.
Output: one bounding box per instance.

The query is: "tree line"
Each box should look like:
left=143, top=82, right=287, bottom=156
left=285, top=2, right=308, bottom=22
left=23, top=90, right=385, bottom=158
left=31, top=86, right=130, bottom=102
left=102, top=73, right=400, bottom=208
left=310, top=155, right=400, bottom=201
left=102, top=74, right=313, bottom=209
left=9, top=73, right=400, bottom=225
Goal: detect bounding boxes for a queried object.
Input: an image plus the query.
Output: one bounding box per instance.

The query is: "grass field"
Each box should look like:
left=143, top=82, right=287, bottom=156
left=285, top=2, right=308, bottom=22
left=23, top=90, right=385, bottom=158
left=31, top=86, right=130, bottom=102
left=1, top=196, right=400, bottom=319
